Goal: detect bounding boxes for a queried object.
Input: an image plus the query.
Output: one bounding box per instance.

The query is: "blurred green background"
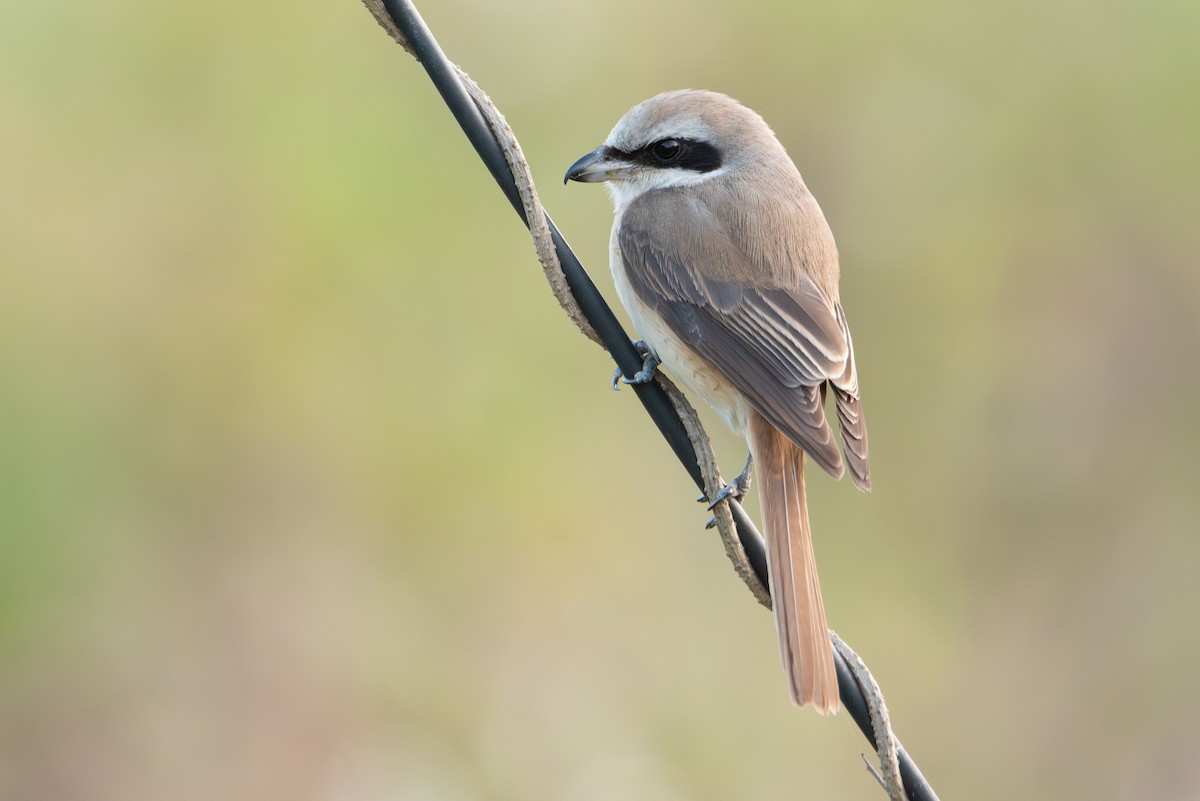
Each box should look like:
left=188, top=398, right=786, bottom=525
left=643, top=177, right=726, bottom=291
left=2, top=1, right=1198, bottom=799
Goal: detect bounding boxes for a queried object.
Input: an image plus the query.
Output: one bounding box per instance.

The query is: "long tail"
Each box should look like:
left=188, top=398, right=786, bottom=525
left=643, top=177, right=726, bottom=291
left=748, top=411, right=839, bottom=713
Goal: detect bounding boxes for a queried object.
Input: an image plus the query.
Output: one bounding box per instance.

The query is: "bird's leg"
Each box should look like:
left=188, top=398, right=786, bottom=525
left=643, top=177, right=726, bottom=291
left=704, top=452, right=754, bottom=507
left=701, top=452, right=754, bottom=529
left=611, top=340, right=660, bottom=391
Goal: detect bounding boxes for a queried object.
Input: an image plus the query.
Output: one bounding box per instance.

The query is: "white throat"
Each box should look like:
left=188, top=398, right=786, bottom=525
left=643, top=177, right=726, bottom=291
left=604, top=166, right=728, bottom=211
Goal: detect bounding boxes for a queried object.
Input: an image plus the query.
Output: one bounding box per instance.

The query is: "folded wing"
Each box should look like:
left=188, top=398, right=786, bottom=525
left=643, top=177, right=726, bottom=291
left=619, top=217, right=870, bottom=489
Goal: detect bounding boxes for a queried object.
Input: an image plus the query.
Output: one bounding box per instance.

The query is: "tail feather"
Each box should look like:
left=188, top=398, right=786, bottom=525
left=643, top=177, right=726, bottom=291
left=748, top=412, right=839, bottom=713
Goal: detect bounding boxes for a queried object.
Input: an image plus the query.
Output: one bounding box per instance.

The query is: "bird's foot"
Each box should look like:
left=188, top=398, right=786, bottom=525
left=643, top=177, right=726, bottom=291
left=611, top=341, right=660, bottom=391
left=700, top=453, right=754, bottom=528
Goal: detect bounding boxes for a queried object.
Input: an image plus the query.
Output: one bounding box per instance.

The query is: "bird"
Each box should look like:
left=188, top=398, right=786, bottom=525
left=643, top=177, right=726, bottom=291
left=565, top=90, right=869, bottom=713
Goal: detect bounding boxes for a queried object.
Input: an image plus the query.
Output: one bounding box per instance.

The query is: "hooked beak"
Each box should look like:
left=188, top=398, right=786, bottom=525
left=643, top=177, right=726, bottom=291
left=564, top=146, right=634, bottom=185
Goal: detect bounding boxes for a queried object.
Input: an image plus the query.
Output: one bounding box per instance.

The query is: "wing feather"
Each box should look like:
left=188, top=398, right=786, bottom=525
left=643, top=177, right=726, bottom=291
left=619, top=217, right=869, bottom=485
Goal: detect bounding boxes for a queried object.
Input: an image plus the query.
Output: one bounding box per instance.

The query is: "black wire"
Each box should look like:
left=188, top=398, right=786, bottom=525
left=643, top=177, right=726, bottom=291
left=378, top=3, right=939, bottom=799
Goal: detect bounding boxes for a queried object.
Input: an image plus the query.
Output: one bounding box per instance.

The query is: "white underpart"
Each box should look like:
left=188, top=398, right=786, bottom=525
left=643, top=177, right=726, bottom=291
left=608, top=216, right=750, bottom=437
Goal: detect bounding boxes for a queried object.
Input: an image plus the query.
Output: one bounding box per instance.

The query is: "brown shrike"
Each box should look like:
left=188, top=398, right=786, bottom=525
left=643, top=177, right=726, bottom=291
left=565, top=90, right=869, bottom=713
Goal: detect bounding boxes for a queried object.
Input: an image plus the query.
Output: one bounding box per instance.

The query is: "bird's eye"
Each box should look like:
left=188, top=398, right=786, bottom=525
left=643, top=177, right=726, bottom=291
left=652, top=139, right=682, bottom=162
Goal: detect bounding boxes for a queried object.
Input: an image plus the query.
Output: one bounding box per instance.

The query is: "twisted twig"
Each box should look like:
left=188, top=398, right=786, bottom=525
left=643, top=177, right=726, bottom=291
left=834, top=632, right=906, bottom=800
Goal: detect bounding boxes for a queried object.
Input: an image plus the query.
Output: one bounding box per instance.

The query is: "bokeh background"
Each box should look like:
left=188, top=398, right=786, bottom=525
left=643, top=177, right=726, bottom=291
left=2, top=1, right=1198, bottom=799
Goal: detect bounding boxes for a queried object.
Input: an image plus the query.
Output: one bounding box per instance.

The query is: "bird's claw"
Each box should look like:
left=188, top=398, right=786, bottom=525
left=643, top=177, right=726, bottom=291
left=705, top=479, right=747, bottom=511
left=611, top=342, right=660, bottom=391
left=699, top=454, right=755, bottom=527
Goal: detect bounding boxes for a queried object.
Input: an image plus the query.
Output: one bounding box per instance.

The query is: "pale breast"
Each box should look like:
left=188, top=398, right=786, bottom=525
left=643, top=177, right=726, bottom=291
left=609, top=228, right=750, bottom=436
